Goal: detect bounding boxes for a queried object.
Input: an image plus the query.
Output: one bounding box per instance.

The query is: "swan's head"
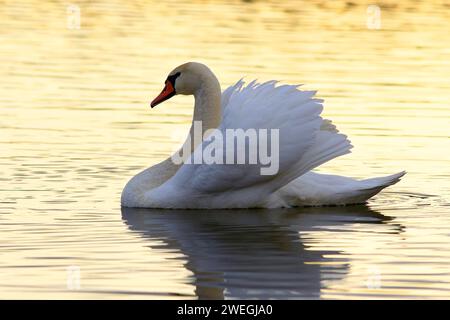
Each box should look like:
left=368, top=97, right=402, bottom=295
left=150, top=62, right=216, bottom=108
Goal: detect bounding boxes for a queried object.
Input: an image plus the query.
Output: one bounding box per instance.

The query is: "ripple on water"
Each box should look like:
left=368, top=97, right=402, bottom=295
left=0, top=0, right=450, bottom=299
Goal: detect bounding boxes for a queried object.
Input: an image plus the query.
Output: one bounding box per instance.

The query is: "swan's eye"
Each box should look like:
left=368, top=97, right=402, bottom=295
left=166, top=72, right=181, bottom=86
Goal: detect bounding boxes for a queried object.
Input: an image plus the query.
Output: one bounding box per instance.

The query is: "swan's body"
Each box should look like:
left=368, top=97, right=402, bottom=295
left=121, top=62, right=405, bottom=209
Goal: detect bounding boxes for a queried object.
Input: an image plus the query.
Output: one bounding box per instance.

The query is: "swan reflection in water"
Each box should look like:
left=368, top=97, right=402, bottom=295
left=121, top=205, right=400, bottom=299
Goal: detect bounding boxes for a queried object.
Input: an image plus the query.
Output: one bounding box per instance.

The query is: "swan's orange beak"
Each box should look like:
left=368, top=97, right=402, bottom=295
left=151, top=81, right=176, bottom=108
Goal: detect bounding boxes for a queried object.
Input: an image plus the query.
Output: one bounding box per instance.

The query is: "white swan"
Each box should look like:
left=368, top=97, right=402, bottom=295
left=121, top=62, right=405, bottom=209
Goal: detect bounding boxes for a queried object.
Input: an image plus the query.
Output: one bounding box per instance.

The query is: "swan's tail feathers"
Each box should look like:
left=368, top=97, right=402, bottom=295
left=357, top=171, right=406, bottom=191
left=272, top=171, right=406, bottom=207
left=334, top=171, right=407, bottom=205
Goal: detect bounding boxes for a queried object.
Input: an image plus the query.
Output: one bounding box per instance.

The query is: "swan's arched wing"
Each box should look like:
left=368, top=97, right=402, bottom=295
left=220, top=79, right=244, bottom=116
left=166, top=80, right=327, bottom=195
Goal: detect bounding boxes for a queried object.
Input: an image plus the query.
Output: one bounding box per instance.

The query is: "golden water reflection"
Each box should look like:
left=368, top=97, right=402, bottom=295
left=1, top=0, right=449, bottom=299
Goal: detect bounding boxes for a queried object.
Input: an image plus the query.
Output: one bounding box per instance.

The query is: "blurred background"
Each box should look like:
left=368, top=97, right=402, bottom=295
left=0, top=0, right=449, bottom=299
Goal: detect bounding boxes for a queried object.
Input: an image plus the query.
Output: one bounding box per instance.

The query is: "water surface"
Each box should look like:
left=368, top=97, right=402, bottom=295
left=1, top=0, right=449, bottom=299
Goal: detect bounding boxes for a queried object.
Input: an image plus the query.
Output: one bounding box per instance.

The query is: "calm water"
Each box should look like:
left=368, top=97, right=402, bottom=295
left=1, top=0, right=450, bottom=299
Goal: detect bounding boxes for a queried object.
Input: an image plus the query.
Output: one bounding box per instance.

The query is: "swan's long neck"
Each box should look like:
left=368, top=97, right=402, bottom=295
left=184, top=74, right=222, bottom=151
left=150, top=71, right=222, bottom=184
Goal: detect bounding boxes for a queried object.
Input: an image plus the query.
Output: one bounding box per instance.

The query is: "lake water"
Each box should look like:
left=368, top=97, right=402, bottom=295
left=1, top=0, right=449, bottom=299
